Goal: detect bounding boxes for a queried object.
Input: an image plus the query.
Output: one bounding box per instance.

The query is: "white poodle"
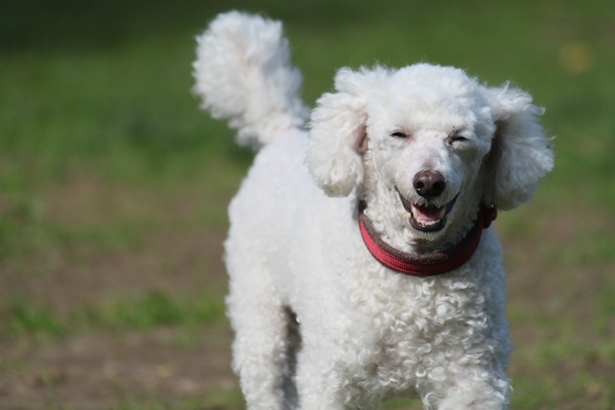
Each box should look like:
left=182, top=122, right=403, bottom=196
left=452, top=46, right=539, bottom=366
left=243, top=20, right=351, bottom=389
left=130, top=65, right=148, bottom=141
left=193, top=11, right=553, bottom=410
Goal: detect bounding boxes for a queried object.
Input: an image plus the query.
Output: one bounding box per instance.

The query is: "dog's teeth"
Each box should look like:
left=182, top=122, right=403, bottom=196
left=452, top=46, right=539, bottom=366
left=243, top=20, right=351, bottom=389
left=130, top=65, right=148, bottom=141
left=411, top=206, right=442, bottom=226
left=409, top=203, right=448, bottom=227
left=411, top=207, right=419, bottom=220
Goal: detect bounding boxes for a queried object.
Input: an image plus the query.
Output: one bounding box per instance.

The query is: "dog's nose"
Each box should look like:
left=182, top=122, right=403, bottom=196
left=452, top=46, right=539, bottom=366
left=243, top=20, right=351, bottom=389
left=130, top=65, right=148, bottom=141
left=413, top=170, right=446, bottom=199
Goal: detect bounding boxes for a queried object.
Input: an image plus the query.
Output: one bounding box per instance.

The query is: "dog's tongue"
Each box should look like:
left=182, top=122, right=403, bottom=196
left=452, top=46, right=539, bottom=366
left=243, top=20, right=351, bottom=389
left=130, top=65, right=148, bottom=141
left=413, top=204, right=444, bottom=222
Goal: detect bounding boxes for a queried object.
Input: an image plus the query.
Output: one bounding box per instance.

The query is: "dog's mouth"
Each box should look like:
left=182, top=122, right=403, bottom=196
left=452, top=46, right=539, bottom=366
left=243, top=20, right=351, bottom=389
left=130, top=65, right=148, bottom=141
left=397, top=190, right=458, bottom=232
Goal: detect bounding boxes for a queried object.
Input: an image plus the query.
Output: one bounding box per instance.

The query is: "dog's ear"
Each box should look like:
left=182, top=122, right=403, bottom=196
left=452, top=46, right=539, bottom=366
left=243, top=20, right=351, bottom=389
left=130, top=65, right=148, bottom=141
left=482, top=84, right=554, bottom=210
left=306, top=67, right=387, bottom=197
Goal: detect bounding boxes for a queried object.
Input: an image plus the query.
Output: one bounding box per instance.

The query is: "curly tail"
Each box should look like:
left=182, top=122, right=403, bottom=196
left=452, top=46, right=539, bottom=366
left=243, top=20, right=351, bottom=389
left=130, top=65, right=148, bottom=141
left=193, top=11, right=309, bottom=149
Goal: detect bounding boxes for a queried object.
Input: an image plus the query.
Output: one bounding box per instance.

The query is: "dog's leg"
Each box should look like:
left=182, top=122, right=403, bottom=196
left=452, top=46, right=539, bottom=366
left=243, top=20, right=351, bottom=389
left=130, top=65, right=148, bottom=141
left=228, top=299, right=291, bottom=409
left=435, top=381, right=509, bottom=410
left=294, top=358, right=346, bottom=410
left=226, top=261, right=291, bottom=409
left=292, top=341, right=380, bottom=410
left=420, top=366, right=510, bottom=410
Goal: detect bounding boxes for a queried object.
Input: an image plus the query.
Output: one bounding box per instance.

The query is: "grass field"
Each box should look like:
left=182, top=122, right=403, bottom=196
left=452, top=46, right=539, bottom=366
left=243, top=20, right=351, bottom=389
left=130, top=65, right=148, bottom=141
left=1, top=0, right=614, bottom=409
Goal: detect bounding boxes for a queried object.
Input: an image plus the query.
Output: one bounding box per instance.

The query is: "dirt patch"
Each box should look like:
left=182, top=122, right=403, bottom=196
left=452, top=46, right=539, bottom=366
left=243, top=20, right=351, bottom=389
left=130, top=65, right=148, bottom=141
left=0, top=171, right=231, bottom=312
left=0, top=172, right=241, bottom=409
left=0, top=326, right=238, bottom=410
left=502, top=209, right=615, bottom=339
left=500, top=208, right=615, bottom=409
left=0, top=228, right=228, bottom=316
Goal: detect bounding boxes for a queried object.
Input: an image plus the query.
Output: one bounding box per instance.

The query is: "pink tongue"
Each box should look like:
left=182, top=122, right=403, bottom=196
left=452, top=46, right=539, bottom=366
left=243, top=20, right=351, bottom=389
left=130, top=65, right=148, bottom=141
left=415, top=205, right=442, bottom=221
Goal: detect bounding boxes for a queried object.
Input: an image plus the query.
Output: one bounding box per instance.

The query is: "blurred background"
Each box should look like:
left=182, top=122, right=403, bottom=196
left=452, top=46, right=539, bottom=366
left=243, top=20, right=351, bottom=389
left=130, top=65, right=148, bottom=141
left=0, top=0, right=614, bottom=409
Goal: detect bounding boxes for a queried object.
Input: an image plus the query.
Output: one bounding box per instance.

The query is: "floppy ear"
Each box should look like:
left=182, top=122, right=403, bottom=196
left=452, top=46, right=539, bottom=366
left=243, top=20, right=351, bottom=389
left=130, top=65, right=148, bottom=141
left=483, top=84, right=554, bottom=210
left=306, top=67, right=387, bottom=197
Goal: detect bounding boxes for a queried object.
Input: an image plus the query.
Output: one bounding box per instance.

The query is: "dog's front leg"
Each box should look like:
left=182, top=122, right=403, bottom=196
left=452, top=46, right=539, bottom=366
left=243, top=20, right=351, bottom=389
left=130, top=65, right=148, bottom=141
left=427, top=369, right=510, bottom=410
left=294, top=356, right=347, bottom=410
left=436, top=388, right=509, bottom=410
left=293, top=346, right=380, bottom=410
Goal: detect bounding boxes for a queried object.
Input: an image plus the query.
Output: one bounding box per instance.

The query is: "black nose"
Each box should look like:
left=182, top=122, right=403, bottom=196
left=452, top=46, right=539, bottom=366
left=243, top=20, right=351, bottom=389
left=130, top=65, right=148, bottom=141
left=413, top=170, right=446, bottom=199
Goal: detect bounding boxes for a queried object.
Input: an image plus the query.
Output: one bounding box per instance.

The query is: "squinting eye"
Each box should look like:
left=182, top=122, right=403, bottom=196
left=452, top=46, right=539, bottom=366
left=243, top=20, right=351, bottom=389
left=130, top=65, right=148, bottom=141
left=390, top=131, right=408, bottom=138
left=448, top=134, right=468, bottom=144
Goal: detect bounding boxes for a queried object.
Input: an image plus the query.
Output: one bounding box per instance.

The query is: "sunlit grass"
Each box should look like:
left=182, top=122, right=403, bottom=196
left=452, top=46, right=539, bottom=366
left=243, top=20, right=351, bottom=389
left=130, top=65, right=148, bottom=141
left=0, top=290, right=226, bottom=338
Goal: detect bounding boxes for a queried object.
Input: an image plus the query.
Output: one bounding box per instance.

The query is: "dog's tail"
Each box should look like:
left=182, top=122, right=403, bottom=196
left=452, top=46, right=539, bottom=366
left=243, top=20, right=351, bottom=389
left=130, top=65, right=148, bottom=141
left=193, top=11, right=309, bottom=149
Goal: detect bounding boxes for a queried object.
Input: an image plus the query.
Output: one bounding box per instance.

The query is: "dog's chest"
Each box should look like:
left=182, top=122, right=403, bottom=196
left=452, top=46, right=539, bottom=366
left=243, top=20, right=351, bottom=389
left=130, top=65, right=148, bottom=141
left=347, top=265, right=484, bottom=331
left=338, top=266, right=489, bottom=390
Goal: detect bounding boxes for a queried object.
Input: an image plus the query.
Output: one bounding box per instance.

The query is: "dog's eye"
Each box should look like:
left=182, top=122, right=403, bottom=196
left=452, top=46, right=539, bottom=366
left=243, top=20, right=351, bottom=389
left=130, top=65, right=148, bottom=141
left=390, top=131, right=408, bottom=139
left=448, top=134, right=468, bottom=145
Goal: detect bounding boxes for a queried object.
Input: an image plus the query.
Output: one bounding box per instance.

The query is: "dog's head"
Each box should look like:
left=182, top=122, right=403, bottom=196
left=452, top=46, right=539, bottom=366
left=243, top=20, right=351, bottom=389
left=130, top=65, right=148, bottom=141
left=307, top=64, right=553, bottom=242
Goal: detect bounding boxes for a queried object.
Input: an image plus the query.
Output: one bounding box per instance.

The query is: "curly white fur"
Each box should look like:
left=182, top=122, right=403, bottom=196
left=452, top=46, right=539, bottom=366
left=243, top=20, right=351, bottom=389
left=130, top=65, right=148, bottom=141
left=194, top=11, right=553, bottom=410
left=193, top=11, right=309, bottom=148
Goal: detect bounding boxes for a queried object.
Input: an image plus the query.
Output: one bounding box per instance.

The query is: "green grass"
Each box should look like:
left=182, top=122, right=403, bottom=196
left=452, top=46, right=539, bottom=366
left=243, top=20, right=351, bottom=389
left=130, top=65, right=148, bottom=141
left=0, top=290, right=226, bottom=338
left=1, top=298, right=68, bottom=337
left=1, top=0, right=615, bottom=409
left=94, top=290, right=226, bottom=330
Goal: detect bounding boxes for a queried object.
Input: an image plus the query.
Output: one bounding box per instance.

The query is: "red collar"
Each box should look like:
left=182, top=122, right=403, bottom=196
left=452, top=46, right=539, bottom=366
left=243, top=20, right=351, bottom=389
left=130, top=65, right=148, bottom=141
left=359, top=202, right=496, bottom=276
